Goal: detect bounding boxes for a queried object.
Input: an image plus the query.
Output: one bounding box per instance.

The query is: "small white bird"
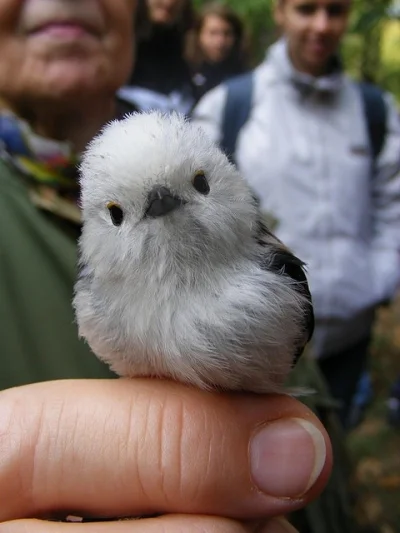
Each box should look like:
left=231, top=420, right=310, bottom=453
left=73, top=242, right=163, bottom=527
left=74, top=111, right=314, bottom=393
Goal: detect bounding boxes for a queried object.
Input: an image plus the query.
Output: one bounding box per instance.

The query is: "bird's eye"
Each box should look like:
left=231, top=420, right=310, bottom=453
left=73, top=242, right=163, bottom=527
left=107, top=202, right=124, bottom=226
left=192, top=170, right=210, bottom=195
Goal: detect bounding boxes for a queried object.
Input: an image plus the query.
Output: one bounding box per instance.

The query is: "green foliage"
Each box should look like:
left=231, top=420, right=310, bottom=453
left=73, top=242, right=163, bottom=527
left=344, top=0, right=400, bottom=100
left=349, top=0, right=391, bottom=33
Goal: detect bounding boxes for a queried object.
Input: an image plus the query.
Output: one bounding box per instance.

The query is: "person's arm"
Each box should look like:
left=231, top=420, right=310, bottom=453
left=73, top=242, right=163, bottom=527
left=370, top=93, right=400, bottom=304
left=191, top=84, right=228, bottom=144
left=0, top=379, right=331, bottom=532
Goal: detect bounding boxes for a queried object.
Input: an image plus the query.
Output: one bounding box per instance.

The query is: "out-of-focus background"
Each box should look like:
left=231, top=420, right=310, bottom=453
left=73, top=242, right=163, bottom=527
left=350, top=300, right=400, bottom=532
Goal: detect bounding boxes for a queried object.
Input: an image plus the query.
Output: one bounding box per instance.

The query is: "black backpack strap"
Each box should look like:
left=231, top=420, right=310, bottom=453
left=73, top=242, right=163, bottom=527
left=220, top=72, right=254, bottom=163
left=358, top=81, right=387, bottom=161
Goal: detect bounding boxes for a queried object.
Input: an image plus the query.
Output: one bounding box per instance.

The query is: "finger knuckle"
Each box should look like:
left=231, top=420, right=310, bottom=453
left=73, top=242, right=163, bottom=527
left=132, top=391, right=227, bottom=507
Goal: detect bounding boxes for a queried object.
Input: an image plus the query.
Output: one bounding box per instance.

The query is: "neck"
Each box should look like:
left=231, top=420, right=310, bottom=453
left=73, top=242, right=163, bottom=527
left=288, top=51, right=340, bottom=79
left=9, top=96, right=116, bottom=153
left=290, top=58, right=330, bottom=78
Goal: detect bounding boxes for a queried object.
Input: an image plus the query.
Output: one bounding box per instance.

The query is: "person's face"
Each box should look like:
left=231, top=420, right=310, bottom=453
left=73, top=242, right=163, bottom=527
left=199, top=14, right=236, bottom=63
left=147, top=0, right=185, bottom=26
left=0, top=0, right=136, bottom=107
left=274, top=0, right=351, bottom=76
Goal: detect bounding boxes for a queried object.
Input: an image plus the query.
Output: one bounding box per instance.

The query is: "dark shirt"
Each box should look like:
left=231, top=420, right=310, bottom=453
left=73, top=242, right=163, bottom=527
left=123, top=25, right=195, bottom=114
left=192, top=57, right=245, bottom=101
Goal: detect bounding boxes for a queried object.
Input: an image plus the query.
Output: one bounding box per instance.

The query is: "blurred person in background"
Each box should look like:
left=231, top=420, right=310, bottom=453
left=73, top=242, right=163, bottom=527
left=118, top=0, right=196, bottom=114
left=192, top=0, right=400, bottom=429
left=186, top=2, right=249, bottom=102
left=0, top=1, right=332, bottom=530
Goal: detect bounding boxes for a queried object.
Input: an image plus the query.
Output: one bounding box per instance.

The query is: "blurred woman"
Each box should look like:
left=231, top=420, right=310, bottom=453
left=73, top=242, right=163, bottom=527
left=186, top=2, right=248, bottom=101
left=119, top=0, right=196, bottom=114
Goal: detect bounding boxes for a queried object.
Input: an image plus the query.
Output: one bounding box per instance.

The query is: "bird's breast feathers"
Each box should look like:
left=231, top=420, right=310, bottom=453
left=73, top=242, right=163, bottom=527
left=74, top=257, right=309, bottom=392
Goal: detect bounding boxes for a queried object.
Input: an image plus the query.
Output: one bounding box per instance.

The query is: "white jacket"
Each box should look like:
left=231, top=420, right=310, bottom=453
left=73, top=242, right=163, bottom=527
left=192, top=39, right=400, bottom=357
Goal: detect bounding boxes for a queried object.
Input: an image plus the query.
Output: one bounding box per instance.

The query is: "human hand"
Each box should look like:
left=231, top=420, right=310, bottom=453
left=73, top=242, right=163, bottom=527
left=0, top=379, right=332, bottom=532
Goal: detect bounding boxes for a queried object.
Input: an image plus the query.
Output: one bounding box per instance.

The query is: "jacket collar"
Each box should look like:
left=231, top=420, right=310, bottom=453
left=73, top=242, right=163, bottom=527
left=266, top=38, right=344, bottom=94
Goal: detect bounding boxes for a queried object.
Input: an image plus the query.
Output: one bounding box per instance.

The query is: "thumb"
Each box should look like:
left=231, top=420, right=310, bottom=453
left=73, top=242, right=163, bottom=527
left=0, top=379, right=331, bottom=521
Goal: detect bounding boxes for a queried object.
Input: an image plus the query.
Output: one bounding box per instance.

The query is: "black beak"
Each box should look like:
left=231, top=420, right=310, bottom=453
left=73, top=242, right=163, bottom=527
left=145, top=186, right=184, bottom=218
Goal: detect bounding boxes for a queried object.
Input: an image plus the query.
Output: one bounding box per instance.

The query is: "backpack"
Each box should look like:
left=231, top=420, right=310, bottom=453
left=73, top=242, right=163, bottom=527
left=220, top=72, right=387, bottom=164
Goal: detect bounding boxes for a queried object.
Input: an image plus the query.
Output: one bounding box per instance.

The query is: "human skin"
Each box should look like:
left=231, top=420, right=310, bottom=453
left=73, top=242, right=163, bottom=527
left=146, top=0, right=186, bottom=26
left=198, top=14, right=236, bottom=63
left=0, top=379, right=332, bottom=531
left=0, top=0, right=136, bottom=151
left=274, top=0, right=351, bottom=76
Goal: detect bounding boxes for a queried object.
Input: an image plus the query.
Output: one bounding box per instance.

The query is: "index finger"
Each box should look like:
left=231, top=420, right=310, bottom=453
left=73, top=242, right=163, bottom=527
left=0, top=379, right=332, bottom=521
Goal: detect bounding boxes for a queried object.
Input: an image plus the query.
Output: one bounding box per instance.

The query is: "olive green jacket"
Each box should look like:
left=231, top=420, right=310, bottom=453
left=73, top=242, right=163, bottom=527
left=0, top=159, right=115, bottom=390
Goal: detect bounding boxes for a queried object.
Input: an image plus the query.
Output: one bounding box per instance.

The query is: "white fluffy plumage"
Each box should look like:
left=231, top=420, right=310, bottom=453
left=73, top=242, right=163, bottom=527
left=74, top=111, right=314, bottom=393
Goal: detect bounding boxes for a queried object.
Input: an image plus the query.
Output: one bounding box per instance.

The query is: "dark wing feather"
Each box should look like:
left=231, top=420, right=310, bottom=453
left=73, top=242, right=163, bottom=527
left=256, top=219, right=314, bottom=363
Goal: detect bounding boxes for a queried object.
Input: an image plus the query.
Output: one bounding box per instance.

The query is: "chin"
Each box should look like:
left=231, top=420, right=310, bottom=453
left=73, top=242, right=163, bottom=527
left=302, top=59, right=329, bottom=77
left=37, top=61, right=124, bottom=102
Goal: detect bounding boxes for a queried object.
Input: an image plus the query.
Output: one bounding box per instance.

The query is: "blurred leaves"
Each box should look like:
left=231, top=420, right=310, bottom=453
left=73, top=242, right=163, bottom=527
left=350, top=0, right=392, bottom=32
left=347, top=299, right=400, bottom=532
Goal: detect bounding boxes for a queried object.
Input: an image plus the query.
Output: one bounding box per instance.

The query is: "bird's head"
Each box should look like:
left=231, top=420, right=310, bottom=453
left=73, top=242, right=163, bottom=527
left=79, top=111, right=258, bottom=277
